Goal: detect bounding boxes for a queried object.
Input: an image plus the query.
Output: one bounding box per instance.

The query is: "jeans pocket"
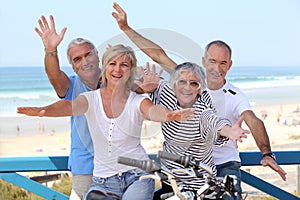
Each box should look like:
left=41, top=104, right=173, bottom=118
left=92, top=176, right=106, bottom=185
left=131, top=168, right=148, bottom=177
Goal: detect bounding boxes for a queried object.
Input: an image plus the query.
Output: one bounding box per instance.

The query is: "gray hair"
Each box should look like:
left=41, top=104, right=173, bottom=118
left=204, top=40, right=232, bottom=60
left=67, top=38, right=98, bottom=63
left=169, top=62, right=206, bottom=94
left=101, top=44, right=137, bottom=87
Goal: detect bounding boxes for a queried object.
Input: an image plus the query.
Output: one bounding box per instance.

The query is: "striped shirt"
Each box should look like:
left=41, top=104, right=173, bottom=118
left=150, top=81, right=230, bottom=191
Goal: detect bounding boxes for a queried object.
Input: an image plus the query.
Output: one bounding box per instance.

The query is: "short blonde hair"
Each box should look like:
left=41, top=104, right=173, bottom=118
left=101, top=44, right=137, bottom=87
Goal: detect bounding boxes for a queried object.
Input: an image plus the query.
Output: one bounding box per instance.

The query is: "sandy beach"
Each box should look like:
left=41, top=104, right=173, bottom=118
left=0, top=102, right=299, bottom=198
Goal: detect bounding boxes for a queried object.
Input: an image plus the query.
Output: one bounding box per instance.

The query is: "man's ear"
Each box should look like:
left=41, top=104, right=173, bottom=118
left=202, top=56, right=205, bottom=67
left=228, top=60, right=233, bottom=70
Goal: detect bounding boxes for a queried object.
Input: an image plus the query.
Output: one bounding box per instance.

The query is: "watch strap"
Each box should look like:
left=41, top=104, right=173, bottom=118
left=262, top=152, right=276, bottom=160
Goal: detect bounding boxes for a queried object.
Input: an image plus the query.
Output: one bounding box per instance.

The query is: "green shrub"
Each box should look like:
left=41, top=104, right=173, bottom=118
left=0, top=174, right=71, bottom=200
left=51, top=174, right=72, bottom=196
left=0, top=179, right=32, bottom=200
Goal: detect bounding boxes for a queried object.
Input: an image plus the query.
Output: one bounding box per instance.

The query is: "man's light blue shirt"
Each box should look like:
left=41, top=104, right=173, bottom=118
left=64, top=75, right=94, bottom=174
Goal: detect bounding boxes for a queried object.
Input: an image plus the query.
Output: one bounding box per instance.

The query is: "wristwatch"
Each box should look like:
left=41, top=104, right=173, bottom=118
left=262, top=152, right=276, bottom=161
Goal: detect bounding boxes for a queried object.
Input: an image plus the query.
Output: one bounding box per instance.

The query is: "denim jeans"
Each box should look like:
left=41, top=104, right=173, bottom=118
left=216, top=161, right=242, bottom=200
left=84, top=168, right=154, bottom=200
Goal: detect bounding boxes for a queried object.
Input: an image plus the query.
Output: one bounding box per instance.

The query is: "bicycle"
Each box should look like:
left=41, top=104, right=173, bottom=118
left=118, top=151, right=243, bottom=200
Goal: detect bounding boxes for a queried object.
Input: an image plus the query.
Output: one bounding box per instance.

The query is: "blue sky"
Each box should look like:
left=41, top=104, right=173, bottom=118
left=0, top=0, right=299, bottom=67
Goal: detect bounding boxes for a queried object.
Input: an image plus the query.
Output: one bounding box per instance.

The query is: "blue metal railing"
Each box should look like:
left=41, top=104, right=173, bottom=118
left=0, top=156, right=69, bottom=200
left=239, top=151, right=300, bottom=199
left=0, top=151, right=299, bottom=200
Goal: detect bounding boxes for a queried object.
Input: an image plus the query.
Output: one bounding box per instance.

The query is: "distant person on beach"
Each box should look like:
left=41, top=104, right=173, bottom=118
left=16, top=125, right=20, bottom=136
left=50, top=129, right=55, bottom=136
left=277, top=112, right=281, bottom=124
left=112, top=3, right=287, bottom=199
left=17, top=44, right=195, bottom=200
left=260, top=110, right=268, bottom=120
left=35, top=15, right=101, bottom=199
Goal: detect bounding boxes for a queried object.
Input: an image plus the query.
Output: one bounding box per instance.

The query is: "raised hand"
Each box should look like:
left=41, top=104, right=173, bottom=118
left=135, top=62, right=164, bottom=93
left=35, top=15, right=67, bottom=52
left=112, top=2, right=129, bottom=31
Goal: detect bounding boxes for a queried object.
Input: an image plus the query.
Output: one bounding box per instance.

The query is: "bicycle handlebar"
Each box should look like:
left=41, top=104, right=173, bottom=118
left=158, top=150, right=191, bottom=168
left=117, top=156, right=161, bottom=173
left=158, top=151, right=213, bottom=175
left=117, top=156, right=184, bottom=198
left=118, top=153, right=240, bottom=199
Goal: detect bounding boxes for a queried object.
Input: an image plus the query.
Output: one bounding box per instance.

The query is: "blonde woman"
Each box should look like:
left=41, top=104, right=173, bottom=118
left=17, top=44, right=194, bottom=200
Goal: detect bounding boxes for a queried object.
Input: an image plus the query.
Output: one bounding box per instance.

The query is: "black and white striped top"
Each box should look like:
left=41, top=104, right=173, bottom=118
left=150, top=81, right=230, bottom=191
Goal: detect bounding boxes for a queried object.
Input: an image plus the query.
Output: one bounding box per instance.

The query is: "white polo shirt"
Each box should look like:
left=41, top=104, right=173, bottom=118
left=206, top=81, right=252, bottom=165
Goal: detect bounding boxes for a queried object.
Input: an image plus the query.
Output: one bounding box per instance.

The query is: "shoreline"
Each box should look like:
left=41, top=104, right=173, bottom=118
left=243, top=85, right=300, bottom=107
left=0, top=116, right=70, bottom=138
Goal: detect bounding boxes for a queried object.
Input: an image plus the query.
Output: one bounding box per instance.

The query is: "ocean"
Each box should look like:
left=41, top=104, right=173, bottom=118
left=0, top=66, right=75, bottom=117
left=0, top=66, right=300, bottom=117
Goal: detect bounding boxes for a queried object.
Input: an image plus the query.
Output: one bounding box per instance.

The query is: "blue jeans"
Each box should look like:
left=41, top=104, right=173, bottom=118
left=216, top=161, right=242, bottom=200
left=85, top=168, right=154, bottom=200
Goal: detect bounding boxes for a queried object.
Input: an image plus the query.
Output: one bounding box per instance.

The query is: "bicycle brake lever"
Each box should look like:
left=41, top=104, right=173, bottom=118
left=197, top=162, right=214, bottom=175
left=172, top=167, right=196, bottom=177
left=196, top=183, right=210, bottom=196
left=139, top=174, right=161, bottom=182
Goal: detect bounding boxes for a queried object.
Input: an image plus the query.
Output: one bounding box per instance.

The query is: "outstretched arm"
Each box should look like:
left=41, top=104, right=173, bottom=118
left=35, top=15, right=69, bottom=97
left=17, top=95, right=88, bottom=117
left=17, top=100, right=72, bottom=117
left=112, top=2, right=177, bottom=73
left=140, top=98, right=194, bottom=122
left=242, top=110, right=287, bottom=181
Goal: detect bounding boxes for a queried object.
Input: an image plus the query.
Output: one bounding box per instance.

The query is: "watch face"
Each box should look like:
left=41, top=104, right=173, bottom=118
left=264, top=153, right=276, bottom=160
left=270, top=154, right=276, bottom=160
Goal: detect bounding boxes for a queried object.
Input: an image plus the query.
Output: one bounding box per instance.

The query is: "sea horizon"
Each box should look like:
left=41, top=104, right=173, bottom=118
left=0, top=65, right=299, bottom=139
left=0, top=65, right=299, bottom=116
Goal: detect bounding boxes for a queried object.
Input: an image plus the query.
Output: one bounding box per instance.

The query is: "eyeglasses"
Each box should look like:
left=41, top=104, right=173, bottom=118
left=175, top=79, right=201, bottom=90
